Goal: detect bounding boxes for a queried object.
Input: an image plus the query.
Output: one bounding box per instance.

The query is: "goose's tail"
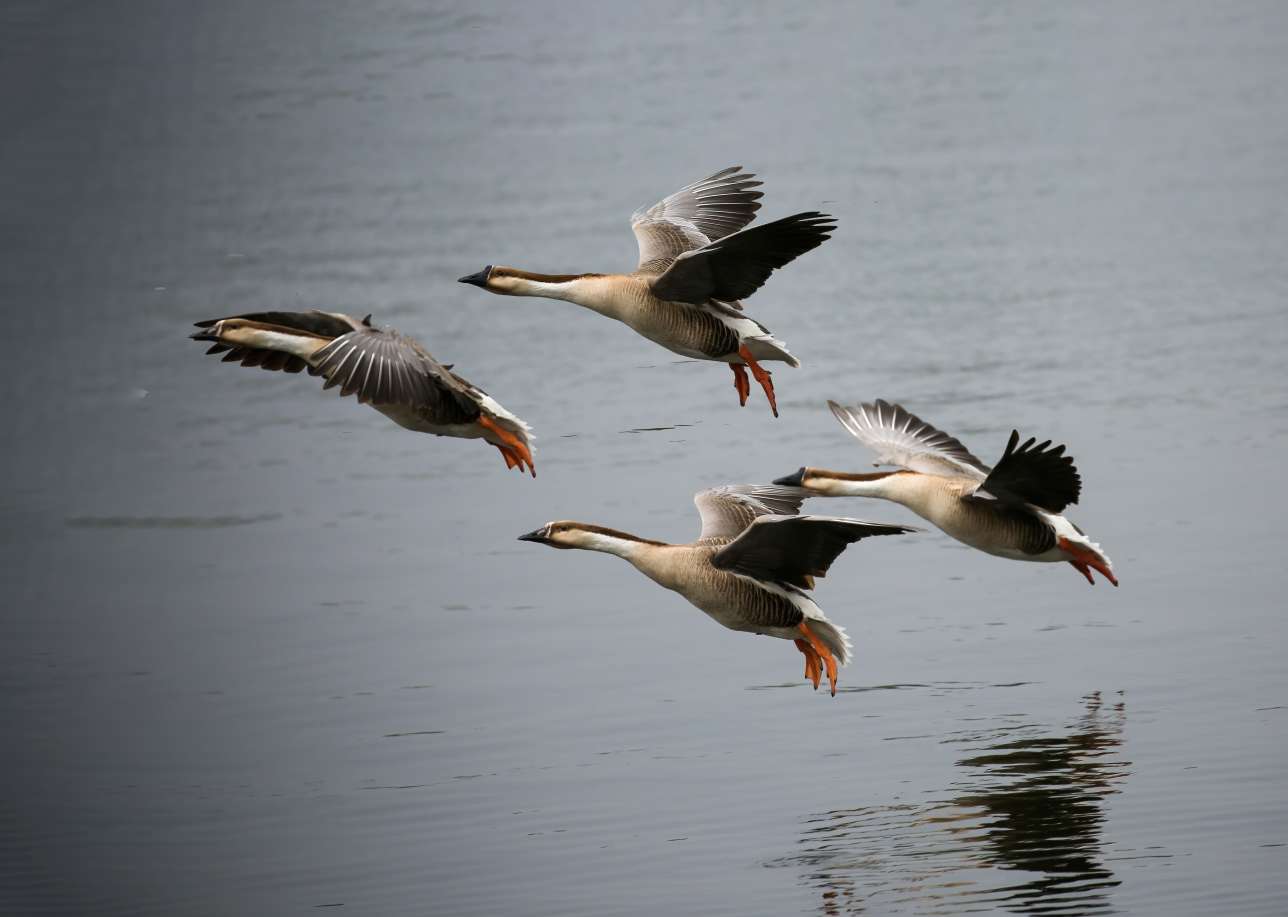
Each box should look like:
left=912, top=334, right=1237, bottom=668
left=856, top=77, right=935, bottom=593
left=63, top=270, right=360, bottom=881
left=804, top=615, right=851, bottom=667
left=743, top=332, right=800, bottom=368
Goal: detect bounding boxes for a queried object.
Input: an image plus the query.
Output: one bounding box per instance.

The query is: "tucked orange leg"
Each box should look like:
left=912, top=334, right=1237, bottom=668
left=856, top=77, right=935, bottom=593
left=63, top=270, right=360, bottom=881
left=1058, top=537, right=1118, bottom=587
left=730, top=363, right=751, bottom=407
left=799, top=621, right=839, bottom=696
left=1067, top=559, right=1094, bottom=585
left=478, top=415, right=536, bottom=478
left=494, top=444, right=519, bottom=470
left=737, top=345, right=778, bottom=417
left=794, top=638, right=822, bottom=690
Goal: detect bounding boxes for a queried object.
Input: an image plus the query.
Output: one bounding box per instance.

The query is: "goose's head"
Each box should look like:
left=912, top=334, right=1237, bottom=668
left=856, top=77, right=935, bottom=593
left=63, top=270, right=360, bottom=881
left=458, top=265, right=495, bottom=290
left=458, top=265, right=532, bottom=295
left=518, top=522, right=660, bottom=556
left=190, top=317, right=278, bottom=346
left=773, top=466, right=833, bottom=493
left=517, top=521, right=602, bottom=550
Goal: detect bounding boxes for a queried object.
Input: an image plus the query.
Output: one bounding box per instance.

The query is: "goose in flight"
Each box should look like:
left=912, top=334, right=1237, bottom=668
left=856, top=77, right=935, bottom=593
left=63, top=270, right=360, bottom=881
left=518, top=485, right=915, bottom=695
left=459, top=166, right=835, bottom=416
left=190, top=310, right=535, bottom=475
left=775, top=400, right=1117, bottom=585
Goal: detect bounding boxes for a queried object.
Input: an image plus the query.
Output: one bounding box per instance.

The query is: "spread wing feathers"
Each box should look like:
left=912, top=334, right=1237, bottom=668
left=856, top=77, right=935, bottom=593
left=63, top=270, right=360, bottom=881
left=828, top=399, right=991, bottom=480
left=312, top=327, right=479, bottom=417
left=694, top=484, right=809, bottom=542
left=648, top=211, right=836, bottom=305
left=977, top=430, right=1081, bottom=512
left=211, top=345, right=311, bottom=374
left=712, top=515, right=917, bottom=590
left=631, top=166, right=764, bottom=273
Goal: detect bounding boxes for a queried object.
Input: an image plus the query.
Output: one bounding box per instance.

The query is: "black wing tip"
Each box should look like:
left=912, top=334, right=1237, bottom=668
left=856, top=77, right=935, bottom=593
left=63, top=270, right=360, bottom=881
left=193, top=318, right=217, bottom=328
left=772, top=211, right=837, bottom=229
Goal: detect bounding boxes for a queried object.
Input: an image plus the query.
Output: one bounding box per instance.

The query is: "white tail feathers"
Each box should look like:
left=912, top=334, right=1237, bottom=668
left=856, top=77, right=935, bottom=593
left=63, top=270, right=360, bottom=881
left=807, top=617, right=851, bottom=667
left=745, top=333, right=800, bottom=368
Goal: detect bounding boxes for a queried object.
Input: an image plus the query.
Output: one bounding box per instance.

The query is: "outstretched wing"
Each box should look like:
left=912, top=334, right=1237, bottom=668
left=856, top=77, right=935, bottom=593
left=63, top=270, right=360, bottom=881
left=712, top=516, right=916, bottom=590
left=648, top=212, right=836, bottom=305
left=631, top=166, right=764, bottom=274
left=693, top=484, right=808, bottom=542
left=195, top=310, right=363, bottom=373
left=976, top=430, right=1081, bottom=513
left=828, top=399, right=990, bottom=480
left=311, top=326, right=480, bottom=421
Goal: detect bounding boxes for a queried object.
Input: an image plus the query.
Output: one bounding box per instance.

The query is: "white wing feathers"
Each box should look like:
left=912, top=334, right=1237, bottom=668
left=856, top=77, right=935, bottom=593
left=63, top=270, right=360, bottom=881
left=693, top=484, right=807, bottom=542
left=828, top=399, right=990, bottom=480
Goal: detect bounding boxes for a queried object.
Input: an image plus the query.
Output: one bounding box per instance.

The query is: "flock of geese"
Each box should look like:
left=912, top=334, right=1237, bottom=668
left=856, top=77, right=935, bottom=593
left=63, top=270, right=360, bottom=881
left=191, top=166, right=1117, bottom=695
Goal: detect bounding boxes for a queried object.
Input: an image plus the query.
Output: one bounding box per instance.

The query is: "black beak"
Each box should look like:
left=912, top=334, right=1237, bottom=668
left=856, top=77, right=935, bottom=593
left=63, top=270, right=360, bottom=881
left=773, top=468, right=807, bottom=487
left=458, top=268, right=490, bottom=288
left=517, top=528, right=548, bottom=544
left=190, top=329, right=217, bottom=342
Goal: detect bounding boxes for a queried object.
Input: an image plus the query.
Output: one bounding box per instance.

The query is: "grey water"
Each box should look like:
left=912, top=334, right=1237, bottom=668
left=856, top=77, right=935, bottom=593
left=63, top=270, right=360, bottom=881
left=3, top=1, right=1287, bottom=914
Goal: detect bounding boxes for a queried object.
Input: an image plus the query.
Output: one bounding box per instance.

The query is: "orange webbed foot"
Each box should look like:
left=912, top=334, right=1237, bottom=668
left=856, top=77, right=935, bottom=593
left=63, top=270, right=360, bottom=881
left=737, top=345, right=778, bottom=418
left=479, top=415, right=536, bottom=477
left=799, top=622, right=839, bottom=696
left=495, top=444, right=519, bottom=470
left=1058, top=537, right=1118, bottom=587
left=730, top=363, right=751, bottom=407
left=794, top=637, right=822, bottom=690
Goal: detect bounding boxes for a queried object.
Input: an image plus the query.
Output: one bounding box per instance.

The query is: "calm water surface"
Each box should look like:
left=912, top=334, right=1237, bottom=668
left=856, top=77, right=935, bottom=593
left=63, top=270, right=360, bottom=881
left=3, top=1, right=1288, bottom=914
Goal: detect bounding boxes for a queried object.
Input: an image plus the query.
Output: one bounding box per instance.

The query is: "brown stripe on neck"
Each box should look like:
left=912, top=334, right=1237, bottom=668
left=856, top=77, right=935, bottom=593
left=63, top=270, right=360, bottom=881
left=495, top=268, right=603, bottom=283
left=573, top=523, right=666, bottom=546
left=817, top=470, right=901, bottom=482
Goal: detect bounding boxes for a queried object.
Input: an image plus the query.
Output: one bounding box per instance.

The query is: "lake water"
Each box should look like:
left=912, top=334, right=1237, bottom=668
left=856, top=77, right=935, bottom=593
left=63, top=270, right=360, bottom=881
left=4, top=1, right=1288, bottom=914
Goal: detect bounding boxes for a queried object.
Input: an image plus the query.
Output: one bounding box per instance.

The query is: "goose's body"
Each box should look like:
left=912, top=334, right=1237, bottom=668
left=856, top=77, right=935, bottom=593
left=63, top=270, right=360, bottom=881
left=519, top=485, right=916, bottom=694
left=776, top=400, right=1117, bottom=585
left=460, top=167, right=836, bottom=416
left=190, top=310, right=535, bottom=475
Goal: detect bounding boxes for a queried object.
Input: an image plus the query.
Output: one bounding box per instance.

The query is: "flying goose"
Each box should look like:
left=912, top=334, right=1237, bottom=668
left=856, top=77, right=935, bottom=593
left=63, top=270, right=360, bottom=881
left=190, top=310, right=535, bottom=475
left=518, top=485, right=915, bottom=694
left=459, top=166, right=836, bottom=416
left=775, top=400, right=1117, bottom=585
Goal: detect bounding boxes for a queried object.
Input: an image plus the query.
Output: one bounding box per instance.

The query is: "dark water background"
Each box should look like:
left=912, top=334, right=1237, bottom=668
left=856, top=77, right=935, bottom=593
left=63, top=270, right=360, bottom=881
left=3, top=1, right=1287, bottom=914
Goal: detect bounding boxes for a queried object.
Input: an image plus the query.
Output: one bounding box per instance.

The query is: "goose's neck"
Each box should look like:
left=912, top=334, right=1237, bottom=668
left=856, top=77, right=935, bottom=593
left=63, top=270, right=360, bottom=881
left=505, top=272, right=606, bottom=306
left=571, top=526, right=665, bottom=562
left=814, top=470, right=909, bottom=501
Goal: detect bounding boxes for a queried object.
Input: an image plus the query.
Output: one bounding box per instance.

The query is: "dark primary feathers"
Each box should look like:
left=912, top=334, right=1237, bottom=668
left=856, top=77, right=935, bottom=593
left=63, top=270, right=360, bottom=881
left=311, top=327, right=479, bottom=421
left=712, top=516, right=916, bottom=590
left=978, top=430, right=1082, bottom=513
left=632, top=166, right=765, bottom=273
left=649, top=211, right=837, bottom=305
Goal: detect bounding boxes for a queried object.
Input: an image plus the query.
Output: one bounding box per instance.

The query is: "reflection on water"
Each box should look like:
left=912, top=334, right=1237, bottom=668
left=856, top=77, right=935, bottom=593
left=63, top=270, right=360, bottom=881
left=773, top=694, right=1136, bottom=915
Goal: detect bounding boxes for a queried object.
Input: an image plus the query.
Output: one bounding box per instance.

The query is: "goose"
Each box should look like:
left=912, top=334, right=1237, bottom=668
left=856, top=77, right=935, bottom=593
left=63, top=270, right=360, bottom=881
left=190, top=310, right=536, bottom=475
left=774, top=400, right=1117, bottom=586
left=459, top=166, right=836, bottom=417
left=517, top=485, right=915, bottom=695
